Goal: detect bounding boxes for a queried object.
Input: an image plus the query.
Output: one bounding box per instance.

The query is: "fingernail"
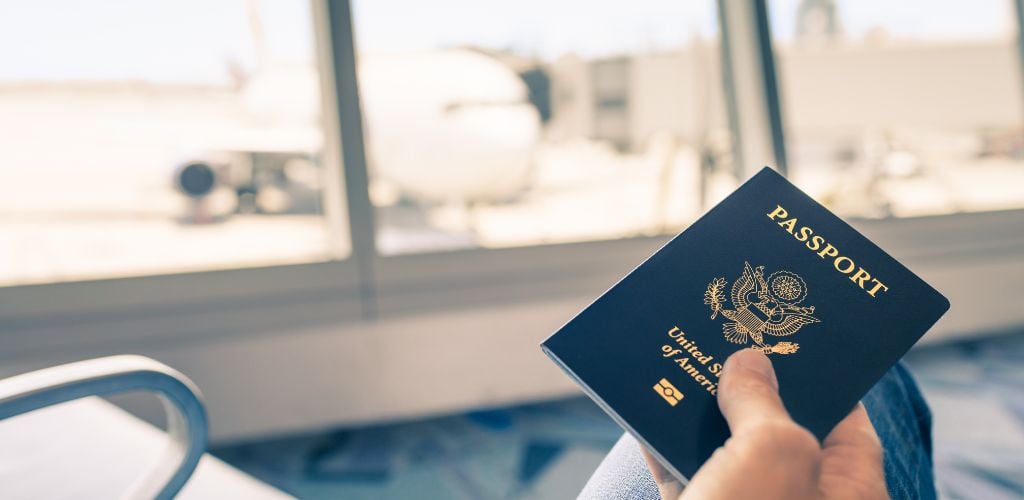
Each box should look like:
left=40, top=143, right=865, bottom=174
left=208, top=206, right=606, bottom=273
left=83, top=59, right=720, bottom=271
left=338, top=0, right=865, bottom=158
left=727, top=349, right=778, bottom=389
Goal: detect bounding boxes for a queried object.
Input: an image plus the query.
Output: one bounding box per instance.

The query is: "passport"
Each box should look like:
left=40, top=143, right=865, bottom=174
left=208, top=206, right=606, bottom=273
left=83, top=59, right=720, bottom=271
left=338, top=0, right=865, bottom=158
left=541, top=167, right=949, bottom=483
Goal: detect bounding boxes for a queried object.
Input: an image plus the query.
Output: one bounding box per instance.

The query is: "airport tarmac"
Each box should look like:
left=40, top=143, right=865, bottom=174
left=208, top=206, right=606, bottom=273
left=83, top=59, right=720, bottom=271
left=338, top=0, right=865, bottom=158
left=2, top=138, right=1023, bottom=287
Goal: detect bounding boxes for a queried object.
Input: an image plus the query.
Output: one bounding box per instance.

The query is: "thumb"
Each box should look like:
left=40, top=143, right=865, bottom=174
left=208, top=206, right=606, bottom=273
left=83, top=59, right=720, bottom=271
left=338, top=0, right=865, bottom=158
left=717, top=349, right=791, bottom=433
left=681, top=350, right=820, bottom=500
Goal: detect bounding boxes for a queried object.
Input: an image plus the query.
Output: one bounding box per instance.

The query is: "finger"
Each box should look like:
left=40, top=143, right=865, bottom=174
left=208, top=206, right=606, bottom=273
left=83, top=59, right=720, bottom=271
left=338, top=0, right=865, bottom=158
left=640, top=446, right=685, bottom=499
left=820, top=403, right=886, bottom=497
left=717, top=349, right=790, bottom=434
left=823, top=402, right=883, bottom=456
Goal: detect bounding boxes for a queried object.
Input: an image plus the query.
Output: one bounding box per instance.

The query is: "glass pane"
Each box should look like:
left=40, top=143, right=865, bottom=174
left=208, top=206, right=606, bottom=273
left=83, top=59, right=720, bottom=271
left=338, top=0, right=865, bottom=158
left=0, top=0, right=349, bottom=286
left=351, top=0, right=733, bottom=254
left=768, top=0, right=1024, bottom=218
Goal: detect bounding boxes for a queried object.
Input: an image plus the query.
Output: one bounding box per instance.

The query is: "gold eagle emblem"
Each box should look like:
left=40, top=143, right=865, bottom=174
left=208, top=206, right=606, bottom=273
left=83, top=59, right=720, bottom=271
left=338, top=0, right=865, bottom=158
left=704, top=262, right=819, bottom=355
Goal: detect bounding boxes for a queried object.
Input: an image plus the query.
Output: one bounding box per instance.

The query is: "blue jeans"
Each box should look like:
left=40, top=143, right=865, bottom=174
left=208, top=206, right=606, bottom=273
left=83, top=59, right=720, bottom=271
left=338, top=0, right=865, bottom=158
left=579, top=362, right=936, bottom=499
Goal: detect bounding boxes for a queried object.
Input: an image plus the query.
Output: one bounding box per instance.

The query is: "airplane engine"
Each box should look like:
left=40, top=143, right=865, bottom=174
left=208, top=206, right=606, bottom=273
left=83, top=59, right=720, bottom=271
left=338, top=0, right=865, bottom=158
left=174, top=161, right=217, bottom=199
left=171, top=156, right=242, bottom=223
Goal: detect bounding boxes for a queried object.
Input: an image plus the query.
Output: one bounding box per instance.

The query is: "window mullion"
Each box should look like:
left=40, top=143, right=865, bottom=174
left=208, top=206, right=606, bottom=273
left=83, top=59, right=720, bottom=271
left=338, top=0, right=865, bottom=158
left=318, top=0, right=379, bottom=319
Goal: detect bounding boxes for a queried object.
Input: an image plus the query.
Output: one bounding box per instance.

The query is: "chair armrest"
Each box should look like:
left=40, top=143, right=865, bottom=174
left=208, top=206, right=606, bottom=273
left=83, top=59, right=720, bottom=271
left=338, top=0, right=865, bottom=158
left=0, top=355, right=207, bottom=500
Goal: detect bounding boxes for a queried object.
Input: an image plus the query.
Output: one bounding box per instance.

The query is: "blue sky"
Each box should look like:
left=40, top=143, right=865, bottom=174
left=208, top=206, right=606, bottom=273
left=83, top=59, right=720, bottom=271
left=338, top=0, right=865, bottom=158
left=0, top=0, right=1014, bottom=83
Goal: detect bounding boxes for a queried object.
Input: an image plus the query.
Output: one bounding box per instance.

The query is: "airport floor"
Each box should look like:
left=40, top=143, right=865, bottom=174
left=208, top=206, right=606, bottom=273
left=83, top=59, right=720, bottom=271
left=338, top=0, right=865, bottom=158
left=213, top=331, right=1024, bottom=499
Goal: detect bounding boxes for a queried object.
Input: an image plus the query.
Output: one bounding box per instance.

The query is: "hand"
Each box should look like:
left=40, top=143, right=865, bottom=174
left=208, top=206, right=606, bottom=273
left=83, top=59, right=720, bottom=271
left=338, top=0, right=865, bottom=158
left=642, top=349, right=888, bottom=500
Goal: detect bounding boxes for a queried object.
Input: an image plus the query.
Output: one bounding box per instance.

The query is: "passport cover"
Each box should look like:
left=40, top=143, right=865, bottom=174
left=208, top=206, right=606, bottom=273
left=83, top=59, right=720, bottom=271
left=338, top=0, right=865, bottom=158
left=541, top=167, right=949, bottom=482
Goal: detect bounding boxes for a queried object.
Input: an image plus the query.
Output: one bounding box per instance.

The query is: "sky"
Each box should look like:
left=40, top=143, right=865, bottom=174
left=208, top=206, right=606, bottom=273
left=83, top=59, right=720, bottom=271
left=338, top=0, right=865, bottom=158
left=0, top=0, right=1015, bottom=84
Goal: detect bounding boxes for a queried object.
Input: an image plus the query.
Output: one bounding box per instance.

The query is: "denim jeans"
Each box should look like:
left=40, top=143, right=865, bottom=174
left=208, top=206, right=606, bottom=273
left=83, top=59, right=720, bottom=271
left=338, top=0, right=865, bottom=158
left=579, top=362, right=936, bottom=499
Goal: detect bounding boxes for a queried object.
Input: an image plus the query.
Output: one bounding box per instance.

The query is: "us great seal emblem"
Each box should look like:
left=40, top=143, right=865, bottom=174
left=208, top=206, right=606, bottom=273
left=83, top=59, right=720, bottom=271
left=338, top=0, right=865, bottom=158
left=704, top=262, right=820, bottom=355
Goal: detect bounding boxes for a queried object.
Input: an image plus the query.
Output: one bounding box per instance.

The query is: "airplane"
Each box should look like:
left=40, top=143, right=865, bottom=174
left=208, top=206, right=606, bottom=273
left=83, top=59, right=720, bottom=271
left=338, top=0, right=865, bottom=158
left=173, top=47, right=543, bottom=223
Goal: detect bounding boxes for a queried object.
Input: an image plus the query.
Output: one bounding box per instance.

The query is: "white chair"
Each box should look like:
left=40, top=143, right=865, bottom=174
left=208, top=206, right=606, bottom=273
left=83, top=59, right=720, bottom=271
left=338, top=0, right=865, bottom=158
left=0, top=355, right=289, bottom=499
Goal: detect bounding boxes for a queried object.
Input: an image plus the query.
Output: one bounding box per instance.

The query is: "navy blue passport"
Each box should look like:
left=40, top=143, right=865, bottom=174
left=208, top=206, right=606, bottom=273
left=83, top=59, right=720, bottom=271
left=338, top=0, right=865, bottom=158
left=541, top=167, right=949, bottom=482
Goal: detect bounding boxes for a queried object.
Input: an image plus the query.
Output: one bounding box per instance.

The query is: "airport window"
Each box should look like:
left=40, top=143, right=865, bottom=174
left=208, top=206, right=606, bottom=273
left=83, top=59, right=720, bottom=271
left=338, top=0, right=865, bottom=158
left=6, top=0, right=1017, bottom=327
left=0, top=1, right=350, bottom=287
left=767, top=0, right=1024, bottom=218
left=350, top=0, right=736, bottom=255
